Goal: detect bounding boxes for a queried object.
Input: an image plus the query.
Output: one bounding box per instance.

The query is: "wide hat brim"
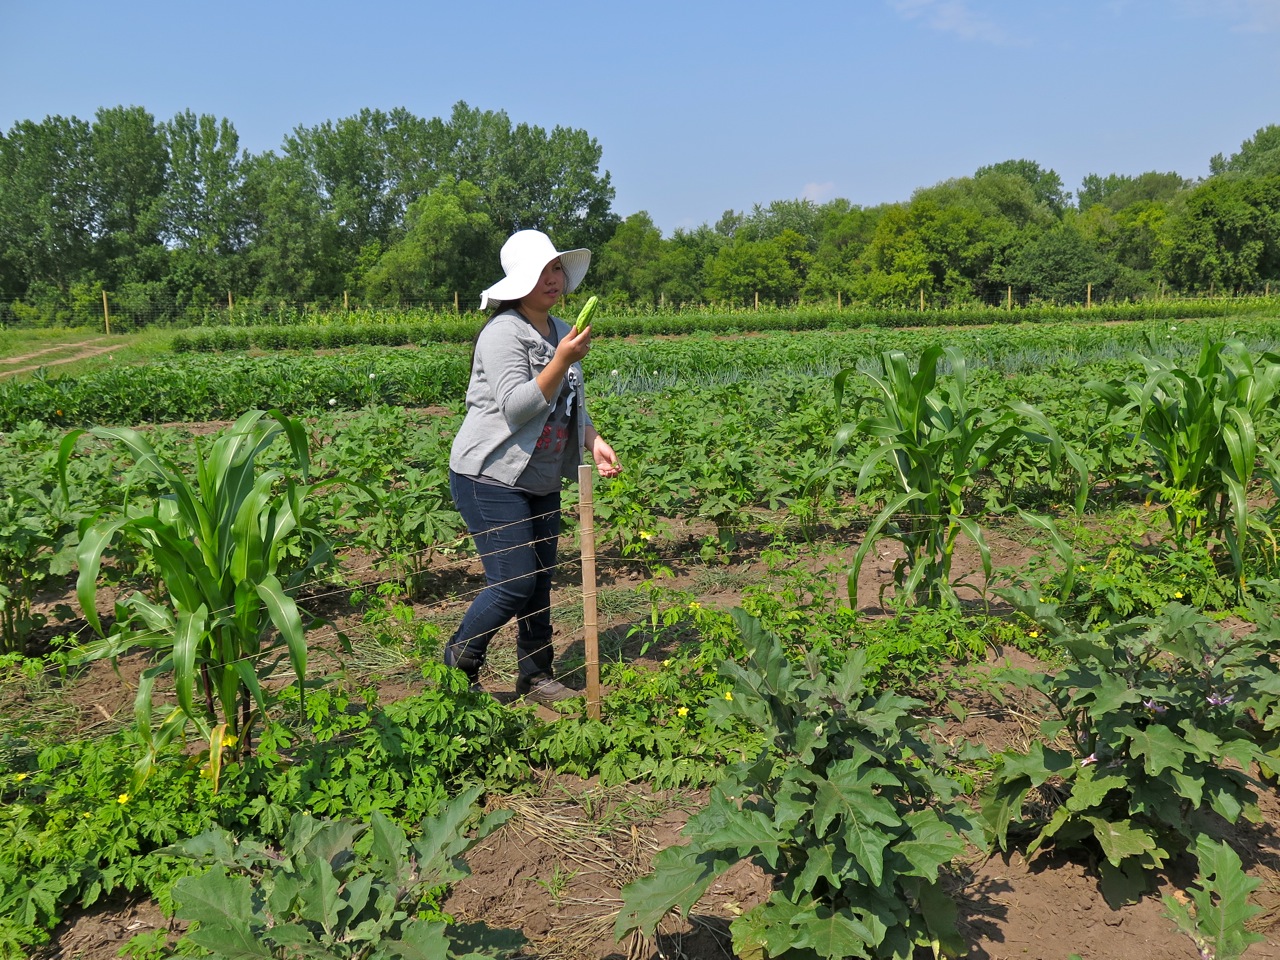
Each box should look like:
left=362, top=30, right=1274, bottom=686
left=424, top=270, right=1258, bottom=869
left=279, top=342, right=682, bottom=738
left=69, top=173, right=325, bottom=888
left=480, top=230, right=591, bottom=309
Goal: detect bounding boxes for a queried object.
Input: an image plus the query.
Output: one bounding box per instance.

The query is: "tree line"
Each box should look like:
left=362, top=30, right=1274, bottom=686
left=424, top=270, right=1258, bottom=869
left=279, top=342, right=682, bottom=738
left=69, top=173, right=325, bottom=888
left=1, top=103, right=1278, bottom=326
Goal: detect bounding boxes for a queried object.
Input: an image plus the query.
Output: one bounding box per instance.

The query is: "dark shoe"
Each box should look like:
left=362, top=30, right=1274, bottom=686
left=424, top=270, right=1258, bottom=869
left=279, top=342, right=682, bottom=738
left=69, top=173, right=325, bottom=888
left=444, top=642, right=483, bottom=693
left=515, top=672, right=579, bottom=705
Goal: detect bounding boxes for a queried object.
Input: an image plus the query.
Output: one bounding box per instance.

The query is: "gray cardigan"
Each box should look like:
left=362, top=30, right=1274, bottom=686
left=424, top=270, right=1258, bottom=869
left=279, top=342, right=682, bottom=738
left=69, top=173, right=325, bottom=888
left=449, top=310, right=594, bottom=485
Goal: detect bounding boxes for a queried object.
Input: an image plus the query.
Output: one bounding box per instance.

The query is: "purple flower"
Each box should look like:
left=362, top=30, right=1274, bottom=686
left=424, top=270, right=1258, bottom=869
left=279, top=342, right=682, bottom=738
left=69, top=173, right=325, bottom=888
left=1143, top=699, right=1167, bottom=714
left=1206, top=694, right=1234, bottom=707
left=1081, top=753, right=1098, bottom=766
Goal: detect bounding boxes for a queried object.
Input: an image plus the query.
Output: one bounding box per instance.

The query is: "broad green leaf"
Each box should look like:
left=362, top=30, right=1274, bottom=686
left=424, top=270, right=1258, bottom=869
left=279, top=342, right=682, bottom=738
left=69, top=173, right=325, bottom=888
left=1082, top=816, right=1158, bottom=866
left=173, top=869, right=273, bottom=958
left=892, top=810, right=966, bottom=881
left=614, top=844, right=733, bottom=939
left=1120, top=723, right=1187, bottom=777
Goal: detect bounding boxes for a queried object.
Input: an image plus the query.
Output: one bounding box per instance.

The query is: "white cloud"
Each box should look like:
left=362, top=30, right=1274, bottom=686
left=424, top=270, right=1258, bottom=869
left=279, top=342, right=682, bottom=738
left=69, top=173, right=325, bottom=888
left=802, top=181, right=837, bottom=203
left=887, top=0, right=1025, bottom=45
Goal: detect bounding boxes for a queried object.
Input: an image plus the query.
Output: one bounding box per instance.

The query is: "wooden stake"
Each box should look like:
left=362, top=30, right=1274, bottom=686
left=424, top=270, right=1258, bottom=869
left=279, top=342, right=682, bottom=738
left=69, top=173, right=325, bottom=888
left=755, top=291, right=760, bottom=310
left=344, top=290, right=349, bottom=311
left=578, top=464, right=601, bottom=720
left=102, top=289, right=110, bottom=335
left=1007, top=286, right=1012, bottom=310
left=454, top=291, right=459, bottom=313
left=1087, top=283, right=1092, bottom=308
left=837, top=291, right=842, bottom=309
left=920, top=288, right=925, bottom=311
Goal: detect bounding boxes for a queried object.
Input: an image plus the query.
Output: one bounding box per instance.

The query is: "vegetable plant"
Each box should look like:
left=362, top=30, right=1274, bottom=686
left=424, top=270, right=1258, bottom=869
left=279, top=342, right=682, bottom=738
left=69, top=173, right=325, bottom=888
left=164, top=784, right=524, bottom=959
left=1087, top=336, right=1280, bottom=593
left=980, top=592, right=1278, bottom=905
left=59, top=409, right=336, bottom=784
left=831, top=345, right=1085, bottom=610
left=615, top=609, right=975, bottom=960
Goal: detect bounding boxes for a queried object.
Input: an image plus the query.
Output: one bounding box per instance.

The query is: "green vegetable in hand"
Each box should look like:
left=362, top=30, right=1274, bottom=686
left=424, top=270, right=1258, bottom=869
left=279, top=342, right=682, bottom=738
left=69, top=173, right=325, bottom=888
left=574, top=295, right=599, bottom=334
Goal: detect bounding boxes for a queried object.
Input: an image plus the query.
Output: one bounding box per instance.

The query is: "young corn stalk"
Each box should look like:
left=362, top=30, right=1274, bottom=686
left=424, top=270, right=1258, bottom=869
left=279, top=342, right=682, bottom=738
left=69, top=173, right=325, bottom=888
left=833, top=345, right=1086, bottom=611
left=58, top=409, right=335, bottom=787
left=1088, top=337, right=1280, bottom=594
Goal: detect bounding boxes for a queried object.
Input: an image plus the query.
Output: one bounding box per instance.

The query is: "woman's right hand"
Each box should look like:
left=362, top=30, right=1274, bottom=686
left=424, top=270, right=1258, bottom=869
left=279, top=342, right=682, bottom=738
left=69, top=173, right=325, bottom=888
left=557, top=323, right=592, bottom=364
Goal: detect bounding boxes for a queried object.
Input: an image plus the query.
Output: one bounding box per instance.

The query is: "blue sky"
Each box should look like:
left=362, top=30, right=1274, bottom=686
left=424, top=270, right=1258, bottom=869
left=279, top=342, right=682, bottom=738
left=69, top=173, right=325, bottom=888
left=2, top=0, right=1278, bottom=234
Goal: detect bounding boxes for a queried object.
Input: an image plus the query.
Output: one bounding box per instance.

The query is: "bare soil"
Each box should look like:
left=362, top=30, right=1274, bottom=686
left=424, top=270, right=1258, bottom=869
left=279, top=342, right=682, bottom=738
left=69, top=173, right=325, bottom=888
left=22, top=513, right=1280, bottom=960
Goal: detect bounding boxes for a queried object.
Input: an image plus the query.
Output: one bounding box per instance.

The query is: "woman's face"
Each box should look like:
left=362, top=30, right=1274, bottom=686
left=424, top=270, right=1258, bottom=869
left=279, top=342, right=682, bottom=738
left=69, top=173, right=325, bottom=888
left=520, top=258, right=565, bottom=313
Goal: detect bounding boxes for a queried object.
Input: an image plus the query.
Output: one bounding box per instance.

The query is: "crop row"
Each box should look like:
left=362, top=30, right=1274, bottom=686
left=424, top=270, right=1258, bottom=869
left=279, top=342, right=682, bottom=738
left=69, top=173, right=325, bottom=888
left=8, top=316, right=1280, bottom=433
left=167, top=297, right=1260, bottom=353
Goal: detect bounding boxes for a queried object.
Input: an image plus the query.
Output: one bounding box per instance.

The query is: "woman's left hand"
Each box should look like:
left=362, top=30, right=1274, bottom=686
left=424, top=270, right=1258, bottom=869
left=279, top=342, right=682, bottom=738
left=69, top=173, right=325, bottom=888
left=591, top=436, right=622, bottom=478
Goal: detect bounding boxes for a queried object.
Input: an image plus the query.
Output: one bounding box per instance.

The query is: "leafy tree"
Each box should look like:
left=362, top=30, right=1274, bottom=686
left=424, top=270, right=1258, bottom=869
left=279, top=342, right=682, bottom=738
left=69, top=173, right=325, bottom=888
left=655, top=224, right=724, bottom=305
left=1210, top=124, right=1280, bottom=179
left=241, top=151, right=342, bottom=301
left=975, top=158, right=1070, bottom=216
left=361, top=180, right=493, bottom=305
left=0, top=115, right=96, bottom=296
left=594, top=211, right=666, bottom=304
left=1003, top=220, right=1119, bottom=304
left=1160, top=175, right=1280, bottom=292
left=1077, top=171, right=1189, bottom=212
left=738, top=197, right=823, bottom=243
left=704, top=230, right=809, bottom=305
left=440, top=101, right=616, bottom=250
left=805, top=201, right=885, bottom=301
left=88, top=105, right=168, bottom=290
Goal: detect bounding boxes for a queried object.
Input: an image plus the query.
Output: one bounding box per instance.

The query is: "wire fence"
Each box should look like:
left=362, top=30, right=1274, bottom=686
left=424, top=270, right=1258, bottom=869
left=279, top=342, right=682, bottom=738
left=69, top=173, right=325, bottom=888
left=6, top=494, right=1237, bottom=715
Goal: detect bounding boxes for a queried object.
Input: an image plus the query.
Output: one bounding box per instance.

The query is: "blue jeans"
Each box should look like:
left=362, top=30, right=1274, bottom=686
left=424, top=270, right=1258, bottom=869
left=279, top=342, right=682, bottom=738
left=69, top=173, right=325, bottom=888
left=448, top=470, right=562, bottom=679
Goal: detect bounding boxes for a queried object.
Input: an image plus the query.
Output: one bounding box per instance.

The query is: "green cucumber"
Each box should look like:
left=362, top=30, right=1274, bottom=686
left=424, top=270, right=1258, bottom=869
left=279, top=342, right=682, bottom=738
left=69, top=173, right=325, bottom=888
left=574, top=295, right=599, bottom=334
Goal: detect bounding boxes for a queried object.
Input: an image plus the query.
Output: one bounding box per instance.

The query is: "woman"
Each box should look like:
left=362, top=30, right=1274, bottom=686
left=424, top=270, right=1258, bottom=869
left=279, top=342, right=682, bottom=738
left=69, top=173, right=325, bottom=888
left=445, top=229, right=622, bottom=704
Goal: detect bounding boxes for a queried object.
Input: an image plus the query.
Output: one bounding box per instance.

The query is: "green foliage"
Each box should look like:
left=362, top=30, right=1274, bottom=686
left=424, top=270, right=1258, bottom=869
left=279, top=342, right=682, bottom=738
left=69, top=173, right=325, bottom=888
left=1088, top=336, right=1280, bottom=592
left=1162, top=836, right=1265, bottom=960
left=164, top=785, right=523, bottom=959
left=61, top=409, right=337, bottom=783
left=832, top=344, right=1084, bottom=609
left=979, top=595, right=1276, bottom=905
left=616, top=610, right=975, bottom=960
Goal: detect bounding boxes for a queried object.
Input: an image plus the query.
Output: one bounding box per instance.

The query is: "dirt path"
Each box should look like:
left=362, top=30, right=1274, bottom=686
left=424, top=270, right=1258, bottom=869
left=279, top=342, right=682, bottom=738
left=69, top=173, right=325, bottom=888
left=0, top=337, right=118, bottom=379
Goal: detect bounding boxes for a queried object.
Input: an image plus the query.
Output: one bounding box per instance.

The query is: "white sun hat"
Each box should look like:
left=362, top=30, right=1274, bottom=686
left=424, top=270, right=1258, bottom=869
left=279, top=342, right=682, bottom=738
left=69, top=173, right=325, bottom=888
left=480, top=229, right=591, bottom=309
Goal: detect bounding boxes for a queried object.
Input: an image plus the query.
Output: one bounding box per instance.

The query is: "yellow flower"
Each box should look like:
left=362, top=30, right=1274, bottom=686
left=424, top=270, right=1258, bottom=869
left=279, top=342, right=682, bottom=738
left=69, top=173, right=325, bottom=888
left=1174, top=591, right=1184, bottom=599
left=1078, top=565, right=1087, bottom=572
left=1029, top=631, right=1039, bottom=639
left=117, top=793, right=129, bottom=805
left=639, top=530, right=654, bottom=542
left=14, top=773, right=27, bottom=782
left=222, top=732, right=238, bottom=748
left=677, top=707, right=689, bottom=717
left=82, top=812, right=92, bottom=819
left=689, top=601, right=701, bottom=610
left=724, top=691, right=734, bottom=702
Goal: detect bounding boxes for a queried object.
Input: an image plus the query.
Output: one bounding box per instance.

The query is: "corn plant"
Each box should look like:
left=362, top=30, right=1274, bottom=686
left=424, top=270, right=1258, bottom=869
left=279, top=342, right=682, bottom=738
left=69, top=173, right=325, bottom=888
left=57, top=409, right=335, bottom=784
left=615, top=610, right=975, bottom=960
left=1088, top=337, right=1280, bottom=592
left=831, top=345, right=1085, bottom=610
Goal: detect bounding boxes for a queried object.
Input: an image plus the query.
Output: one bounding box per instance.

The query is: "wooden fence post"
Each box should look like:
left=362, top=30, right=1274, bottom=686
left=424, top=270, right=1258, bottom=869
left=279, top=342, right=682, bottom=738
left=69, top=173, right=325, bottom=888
left=919, top=288, right=925, bottom=311
left=343, top=290, right=349, bottom=311
left=102, top=290, right=111, bottom=335
left=1007, top=286, right=1012, bottom=310
left=578, top=464, right=601, bottom=720
left=755, top=291, right=760, bottom=310
left=837, top=291, right=842, bottom=310
left=1086, top=283, right=1092, bottom=308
